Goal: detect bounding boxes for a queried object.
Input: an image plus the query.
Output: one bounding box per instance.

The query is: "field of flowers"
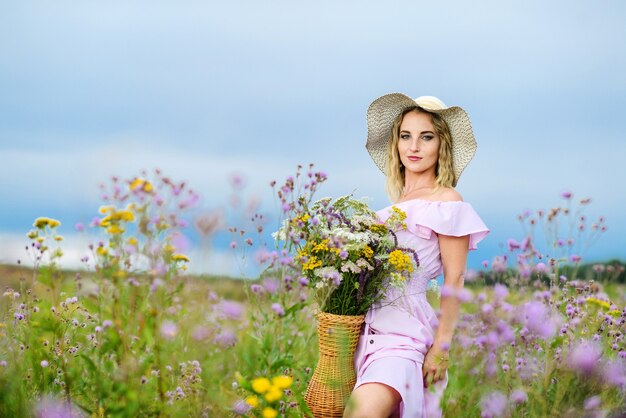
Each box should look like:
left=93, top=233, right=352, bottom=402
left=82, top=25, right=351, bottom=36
left=1, top=166, right=625, bottom=418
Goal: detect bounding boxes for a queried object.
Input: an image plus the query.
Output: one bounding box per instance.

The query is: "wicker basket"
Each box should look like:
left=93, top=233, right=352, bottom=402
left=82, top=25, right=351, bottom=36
left=304, top=311, right=366, bottom=417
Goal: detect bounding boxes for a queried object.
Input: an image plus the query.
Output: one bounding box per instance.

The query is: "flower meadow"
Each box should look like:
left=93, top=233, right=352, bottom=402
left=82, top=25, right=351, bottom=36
left=0, top=166, right=624, bottom=418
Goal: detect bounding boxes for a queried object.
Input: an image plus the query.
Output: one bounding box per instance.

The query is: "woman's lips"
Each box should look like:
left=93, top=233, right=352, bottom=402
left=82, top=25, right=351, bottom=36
left=408, top=156, right=422, bottom=161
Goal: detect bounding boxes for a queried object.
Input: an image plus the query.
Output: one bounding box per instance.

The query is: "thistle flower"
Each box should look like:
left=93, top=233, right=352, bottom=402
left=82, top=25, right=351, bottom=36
left=567, top=339, right=602, bottom=376
left=479, top=390, right=507, bottom=418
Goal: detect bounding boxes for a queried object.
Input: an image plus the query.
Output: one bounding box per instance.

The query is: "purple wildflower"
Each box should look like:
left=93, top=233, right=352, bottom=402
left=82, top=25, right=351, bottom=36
left=494, top=283, right=508, bottom=300
left=232, top=399, right=252, bottom=415
left=160, top=320, right=178, bottom=340
left=570, top=254, right=582, bottom=263
left=583, top=395, right=601, bottom=410
left=506, top=238, right=520, bottom=252
left=602, top=359, right=626, bottom=387
left=191, top=326, right=210, bottom=341
left=272, top=303, right=285, bottom=316
left=218, top=300, right=243, bottom=321
left=480, top=390, right=507, bottom=418
left=509, top=389, right=527, bottom=404
left=262, top=278, right=279, bottom=294
left=214, top=329, right=237, bottom=347
left=567, top=339, right=602, bottom=376
left=35, top=395, right=84, bottom=418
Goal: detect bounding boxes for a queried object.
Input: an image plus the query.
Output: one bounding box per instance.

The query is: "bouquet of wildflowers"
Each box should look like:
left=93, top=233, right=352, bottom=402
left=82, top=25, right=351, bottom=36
left=273, top=193, right=418, bottom=315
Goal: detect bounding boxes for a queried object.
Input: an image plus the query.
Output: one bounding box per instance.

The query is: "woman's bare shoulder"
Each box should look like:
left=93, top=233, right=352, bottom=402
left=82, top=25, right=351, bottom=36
left=435, top=187, right=464, bottom=202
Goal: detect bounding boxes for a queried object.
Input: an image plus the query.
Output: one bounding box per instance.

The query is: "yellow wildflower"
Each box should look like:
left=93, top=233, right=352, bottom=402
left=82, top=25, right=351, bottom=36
left=391, top=206, right=407, bottom=220
left=607, top=309, right=621, bottom=318
left=245, top=395, right=259, bottom=408
left=96, top=247, right=108, bottom=256
left=369, top=223, right=387, bottom=234
left=113, top=270, right=127, bottom=279
left=129, top=177, right=144, bottom=191
left=164, top=244, right=175, bottom=253
left=311, top=238, right=330, bottom=254
left=106, top=225, right=124, bottom=235
left=262, top=408, right=278, bottom=418
left=127, top=237, right=138, bottom=246
left=98, top=205, right=115, bottom=214
left=251, top=377, right=271, bottom=394
left=130, top=177, right=153, bottom=193
left=27, top=230, right=38, bottom=239
left=388, top=250, right=413, bottom=273
left=172, top=254, right=190, bottom=263
left=36, top=237, right=45, bottom=243
left=264, top=385, right=282, bottom=402
left=116, top=210, right=135, bottom=222
left=302, top=256, right=323, bottom=271
left=271, top=375, right=293, bottom=389
left=297, top=248, right=309, bottom=259
left=33, top=217, right=61, bottom=229
left=53, top=235, right=63, bottom=241
left=586, top=297, right=611, bottom=310
left=361, top=245, right=374, bottom=259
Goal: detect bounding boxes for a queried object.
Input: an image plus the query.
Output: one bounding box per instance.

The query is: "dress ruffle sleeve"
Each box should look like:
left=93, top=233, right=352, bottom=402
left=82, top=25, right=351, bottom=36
left=403, top=200, right=490, bottom=251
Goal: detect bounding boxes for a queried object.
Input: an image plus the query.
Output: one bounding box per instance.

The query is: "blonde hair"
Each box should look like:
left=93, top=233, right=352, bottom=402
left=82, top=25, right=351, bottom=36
left=385, top=107, right=456, bottom=202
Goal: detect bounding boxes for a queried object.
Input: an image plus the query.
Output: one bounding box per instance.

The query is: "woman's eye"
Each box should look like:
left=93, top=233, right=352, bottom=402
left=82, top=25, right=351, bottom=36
left=421, top=135, right=434, bottom=141
left=400, top=134, right=410, bottom=140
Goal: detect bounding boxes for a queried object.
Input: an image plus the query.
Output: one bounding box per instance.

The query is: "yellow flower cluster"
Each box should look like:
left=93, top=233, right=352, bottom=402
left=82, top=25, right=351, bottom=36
left=607, top=309, right=621, bottom=318
left=33, top=217, right=61, bottom=229
left=99, top=204, right=136, bottom=235
left=172, top=254, right=190, bottom=263
left=369, top=223, right=387, bottom=235
left=245, top=375, right=293, bottom=416
left=586, top=297, right=611, bottom=310
left=311, top=238, right=330, bottom=254
left=129, top=177, right=153, bottom=193
left=391, top=206, right=407, bottom=220
left=291, top=212, right=310, bottom=226
left=298, top=238, right=340, bottom=270
left=302, top=255, right=322, bottom=271
left=388, top=206, right=408, bottom=229
left=361, top=245, right=374, bottom=259
left=388, top=250, right=413, bottom=273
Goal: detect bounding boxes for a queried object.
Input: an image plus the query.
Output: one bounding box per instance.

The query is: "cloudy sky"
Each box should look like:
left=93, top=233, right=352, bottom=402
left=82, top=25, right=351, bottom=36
left=1, top=1, right=625, bottom=277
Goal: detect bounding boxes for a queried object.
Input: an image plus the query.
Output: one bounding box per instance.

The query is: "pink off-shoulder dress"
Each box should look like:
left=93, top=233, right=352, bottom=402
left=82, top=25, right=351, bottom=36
left=352, top=199, right=490, bottom=418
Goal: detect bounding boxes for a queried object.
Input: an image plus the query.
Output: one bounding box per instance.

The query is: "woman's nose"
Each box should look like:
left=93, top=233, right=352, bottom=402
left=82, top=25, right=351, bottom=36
left=410, top=138, right=420, bottom=151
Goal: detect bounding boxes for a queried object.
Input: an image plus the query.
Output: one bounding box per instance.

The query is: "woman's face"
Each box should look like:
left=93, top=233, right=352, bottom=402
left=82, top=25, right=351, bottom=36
left=397, top=110, right=440, bottom=176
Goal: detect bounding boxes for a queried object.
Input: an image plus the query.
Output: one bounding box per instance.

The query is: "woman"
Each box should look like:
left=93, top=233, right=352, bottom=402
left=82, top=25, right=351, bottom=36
left=343, top=93, right=490, bottom=418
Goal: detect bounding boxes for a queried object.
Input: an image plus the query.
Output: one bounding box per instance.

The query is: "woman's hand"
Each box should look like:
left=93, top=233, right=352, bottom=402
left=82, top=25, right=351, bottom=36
left=422, top=343, right=449, bottom=388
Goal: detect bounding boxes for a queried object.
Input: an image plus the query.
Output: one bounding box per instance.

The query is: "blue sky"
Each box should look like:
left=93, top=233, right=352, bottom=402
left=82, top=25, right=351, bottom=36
left=1, top=1, right=625, bottom=276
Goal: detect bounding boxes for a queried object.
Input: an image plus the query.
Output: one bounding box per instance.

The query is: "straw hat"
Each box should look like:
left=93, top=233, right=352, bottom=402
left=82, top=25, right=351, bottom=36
left=365, top=92, right=477, bottom=185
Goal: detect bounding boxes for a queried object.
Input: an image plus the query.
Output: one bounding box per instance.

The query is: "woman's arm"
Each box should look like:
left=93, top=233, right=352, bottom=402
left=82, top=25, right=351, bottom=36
left=423, top=233, right=470, bottom=387
left=435, top=233, right=470, bottom=345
